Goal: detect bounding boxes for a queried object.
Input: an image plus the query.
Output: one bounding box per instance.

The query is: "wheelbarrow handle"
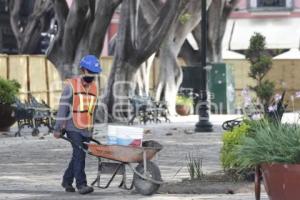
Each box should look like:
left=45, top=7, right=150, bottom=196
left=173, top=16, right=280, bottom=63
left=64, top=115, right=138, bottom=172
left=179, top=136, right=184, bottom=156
left=59, top=129, right=101, bottom=152
left=90, top=138, right=101, bottom=145
left=60, top=129, right=88, bottom=153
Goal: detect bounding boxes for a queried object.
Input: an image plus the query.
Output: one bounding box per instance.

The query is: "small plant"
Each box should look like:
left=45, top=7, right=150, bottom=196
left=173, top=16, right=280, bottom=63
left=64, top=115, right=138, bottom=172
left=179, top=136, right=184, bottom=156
left=176, top=95, right=193, bottom=107
left=220, top=122, right=256, bottom=180
left=221, top=123, right=250, bottom=169
left=0, top=78, right=21, bottom=104
left=186, top=153, right=204, bottom=180
left=246, top=33, right=275, bottom=112
left=235, top=120, right=300, bottom=169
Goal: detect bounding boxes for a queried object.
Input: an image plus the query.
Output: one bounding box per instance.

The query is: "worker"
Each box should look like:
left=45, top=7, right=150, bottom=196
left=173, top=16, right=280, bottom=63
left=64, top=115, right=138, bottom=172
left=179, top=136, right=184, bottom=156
left=53, top=55, right=101, bottom=195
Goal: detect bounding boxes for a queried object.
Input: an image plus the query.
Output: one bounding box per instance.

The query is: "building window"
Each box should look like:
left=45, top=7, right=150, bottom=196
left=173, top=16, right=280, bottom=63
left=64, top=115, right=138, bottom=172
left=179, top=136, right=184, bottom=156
left=249, top=0, right=293, bottom=10
left=257, top=0, right=285, bottom=7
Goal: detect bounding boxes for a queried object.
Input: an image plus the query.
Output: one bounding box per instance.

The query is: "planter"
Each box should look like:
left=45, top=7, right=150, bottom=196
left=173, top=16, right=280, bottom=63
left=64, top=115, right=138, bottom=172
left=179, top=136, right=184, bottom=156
left=255, top=164, right=300, bottom=200
left=0, top=104, right=16, bottom=131
left=176, top=105, right=190, bottom=116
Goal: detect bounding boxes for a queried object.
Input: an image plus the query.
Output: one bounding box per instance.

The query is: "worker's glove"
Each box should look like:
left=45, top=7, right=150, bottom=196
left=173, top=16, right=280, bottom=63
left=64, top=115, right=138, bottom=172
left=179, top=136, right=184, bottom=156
left=53, top=131, right=62, bottom=139
left=54, top=128, right=66, bottom=139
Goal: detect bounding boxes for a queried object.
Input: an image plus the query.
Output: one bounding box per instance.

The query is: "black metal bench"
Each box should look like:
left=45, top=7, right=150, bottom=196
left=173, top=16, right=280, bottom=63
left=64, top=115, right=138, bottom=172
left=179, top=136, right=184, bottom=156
left=12, top=94, right=56, bottom=137
left=222, top=118, right=243, bottom=131
left=128, top=96, right=170, bottom=125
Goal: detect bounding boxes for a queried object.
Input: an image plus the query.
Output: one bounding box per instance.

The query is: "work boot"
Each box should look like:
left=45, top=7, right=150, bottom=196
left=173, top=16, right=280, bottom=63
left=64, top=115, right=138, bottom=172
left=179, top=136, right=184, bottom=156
left=78, top=185, right=94, bottom=195
left=62, top=183, right=76, bottom=193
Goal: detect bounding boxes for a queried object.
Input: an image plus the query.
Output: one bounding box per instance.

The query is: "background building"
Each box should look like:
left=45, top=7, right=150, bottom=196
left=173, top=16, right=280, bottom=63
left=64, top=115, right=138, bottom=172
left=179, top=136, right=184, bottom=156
left=223, top=0, right=300, bottom=59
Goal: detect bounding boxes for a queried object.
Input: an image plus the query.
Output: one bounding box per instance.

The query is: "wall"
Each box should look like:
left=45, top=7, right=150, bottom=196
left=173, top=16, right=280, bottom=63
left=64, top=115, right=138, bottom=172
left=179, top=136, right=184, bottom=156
left=1, top=54, right=300, bottom=111
left=0, top=54, right=62, bottom=107
left=0, top=55, right=157, bottom=109
left=225, top=59, right=300, bottom=111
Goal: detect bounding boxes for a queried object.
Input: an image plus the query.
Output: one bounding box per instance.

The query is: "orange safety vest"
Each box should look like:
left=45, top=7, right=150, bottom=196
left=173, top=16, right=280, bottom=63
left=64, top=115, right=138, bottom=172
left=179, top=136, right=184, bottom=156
left=66, top=77, right=98, bottom=130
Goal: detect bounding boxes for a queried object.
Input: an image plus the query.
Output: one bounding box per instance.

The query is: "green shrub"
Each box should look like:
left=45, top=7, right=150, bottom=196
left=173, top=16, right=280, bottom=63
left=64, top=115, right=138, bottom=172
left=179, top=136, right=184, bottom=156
left=246, top=32, right=275, bottom=111
left=0, top=78, right=21, bottom=104
left=176, top=95, right=193, bottom=107
left=235, top=121, right=300, bottom=169
left=221, top=123, right=250, bottom=170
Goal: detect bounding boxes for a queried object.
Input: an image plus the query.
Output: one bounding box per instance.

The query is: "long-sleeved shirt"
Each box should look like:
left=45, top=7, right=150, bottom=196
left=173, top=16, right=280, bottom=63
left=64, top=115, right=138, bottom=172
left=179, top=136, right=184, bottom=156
left=54, top=84, right=93, bottom=137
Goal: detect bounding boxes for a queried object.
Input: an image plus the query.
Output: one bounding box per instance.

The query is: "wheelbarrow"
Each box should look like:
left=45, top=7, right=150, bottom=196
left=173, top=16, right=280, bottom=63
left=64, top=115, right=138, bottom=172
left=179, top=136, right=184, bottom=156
left=60, top=131, right=163, bottom=196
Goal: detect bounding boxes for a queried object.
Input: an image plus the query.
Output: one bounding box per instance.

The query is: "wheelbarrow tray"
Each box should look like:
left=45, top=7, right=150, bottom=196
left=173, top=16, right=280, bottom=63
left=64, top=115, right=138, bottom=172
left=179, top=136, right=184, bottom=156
left=87, top=140, right=162, bottom=163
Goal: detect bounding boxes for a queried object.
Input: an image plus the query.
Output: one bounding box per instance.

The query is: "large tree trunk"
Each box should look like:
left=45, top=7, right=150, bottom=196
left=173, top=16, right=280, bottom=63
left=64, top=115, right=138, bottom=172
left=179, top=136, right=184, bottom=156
left=9, top=0, right=53, bottom=54
left=156, top=0, right=209, bottom=115
left=101, top=0, right=181, bottom=122
left=156, top=43, right=183, bottom=115
left=134, top=54, right=156, bottom=96
left=47, top=0, right=121, bottom=79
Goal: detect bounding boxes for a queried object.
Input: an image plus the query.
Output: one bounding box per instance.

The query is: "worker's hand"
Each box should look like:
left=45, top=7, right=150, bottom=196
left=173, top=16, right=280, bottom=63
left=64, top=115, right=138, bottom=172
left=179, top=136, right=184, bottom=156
left=53, top=131, right=62, bottom=139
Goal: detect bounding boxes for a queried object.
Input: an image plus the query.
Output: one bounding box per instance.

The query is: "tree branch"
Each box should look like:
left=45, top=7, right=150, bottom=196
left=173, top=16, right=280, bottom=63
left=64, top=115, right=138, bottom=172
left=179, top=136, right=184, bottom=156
left=88, top=0, right=121, bottom=56
left=9, top=0, right=23, bottom=50
left=20, top=0, right=53, bottom=53
left=62, top=0, right=90, bottom=65
left=47, top=0, right=69, bottom=67
left=135, top=0, right=181, bottom=64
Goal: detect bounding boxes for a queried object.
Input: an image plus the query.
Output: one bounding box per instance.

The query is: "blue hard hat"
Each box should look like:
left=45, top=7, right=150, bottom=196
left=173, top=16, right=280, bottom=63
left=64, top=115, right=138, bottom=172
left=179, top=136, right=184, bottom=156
left=79, top=55, right=102, bottom=74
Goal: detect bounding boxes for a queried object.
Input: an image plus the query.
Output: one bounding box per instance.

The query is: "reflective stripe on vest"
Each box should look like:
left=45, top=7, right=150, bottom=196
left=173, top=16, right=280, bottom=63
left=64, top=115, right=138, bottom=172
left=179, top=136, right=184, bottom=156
left=88, top=96, right=96, bottom=114
left=79, top=94, right=84, bottom=112
left=66, top=78, right=98, bottom=130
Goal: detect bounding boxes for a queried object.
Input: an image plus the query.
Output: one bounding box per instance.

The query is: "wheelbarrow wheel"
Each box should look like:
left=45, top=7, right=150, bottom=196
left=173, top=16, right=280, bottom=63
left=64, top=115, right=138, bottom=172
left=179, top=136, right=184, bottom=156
left=133, top=161, right=161, bottom=196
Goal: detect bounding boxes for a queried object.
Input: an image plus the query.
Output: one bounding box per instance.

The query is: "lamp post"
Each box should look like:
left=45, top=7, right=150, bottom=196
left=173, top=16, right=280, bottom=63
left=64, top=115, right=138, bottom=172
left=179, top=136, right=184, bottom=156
left=195, top=0, right=213, bottom=132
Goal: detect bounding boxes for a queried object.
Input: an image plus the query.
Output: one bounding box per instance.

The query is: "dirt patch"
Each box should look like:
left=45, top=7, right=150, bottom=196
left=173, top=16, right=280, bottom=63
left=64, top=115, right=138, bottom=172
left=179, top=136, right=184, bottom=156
left=159, top=172, right=257, bottom=195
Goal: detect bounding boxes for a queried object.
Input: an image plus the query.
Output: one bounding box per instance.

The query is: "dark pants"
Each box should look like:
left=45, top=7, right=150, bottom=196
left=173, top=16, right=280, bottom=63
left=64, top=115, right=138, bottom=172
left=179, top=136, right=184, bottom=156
left=63, top=131, right=90, bottom=188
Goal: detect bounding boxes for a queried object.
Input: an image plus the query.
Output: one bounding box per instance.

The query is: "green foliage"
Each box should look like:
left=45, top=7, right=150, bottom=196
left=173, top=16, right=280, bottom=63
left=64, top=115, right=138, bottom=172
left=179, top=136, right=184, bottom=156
left=245, top=32, right=275, bottom=109
left=176, top=95, right=193, bottom=107
left=179, top=13, right=191, bottom=24
left=235, top=120, right=300, bottom=169
left=248, top=55, right=272, bottom=80
left=0, top=78, right=21, bottom=104
left=221, top=123, right=250, bottom=170
left=186, top=153, right=204, bottom=180
left=251, top=80, right=275, bottom=107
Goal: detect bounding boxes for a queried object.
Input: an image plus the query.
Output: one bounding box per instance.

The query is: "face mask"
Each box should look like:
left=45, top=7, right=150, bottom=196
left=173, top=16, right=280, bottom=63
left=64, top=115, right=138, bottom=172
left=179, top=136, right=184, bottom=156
left=83, top=76, right=95, bottom=83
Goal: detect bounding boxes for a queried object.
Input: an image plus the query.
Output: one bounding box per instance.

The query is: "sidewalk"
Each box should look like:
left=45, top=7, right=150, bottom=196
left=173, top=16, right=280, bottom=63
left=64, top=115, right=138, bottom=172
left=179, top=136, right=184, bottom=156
left=0, top=115, right=268, bottom=200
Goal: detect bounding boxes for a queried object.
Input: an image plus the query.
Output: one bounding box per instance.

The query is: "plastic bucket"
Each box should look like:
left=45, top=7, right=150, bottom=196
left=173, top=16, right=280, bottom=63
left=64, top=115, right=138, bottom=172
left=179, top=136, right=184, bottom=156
left=107, top=126, right=143, bottom=147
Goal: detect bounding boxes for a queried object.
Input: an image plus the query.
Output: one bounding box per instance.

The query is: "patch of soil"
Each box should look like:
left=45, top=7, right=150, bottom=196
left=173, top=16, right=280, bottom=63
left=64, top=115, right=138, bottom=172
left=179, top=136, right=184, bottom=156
left=159, top=172, right=259, bottom=195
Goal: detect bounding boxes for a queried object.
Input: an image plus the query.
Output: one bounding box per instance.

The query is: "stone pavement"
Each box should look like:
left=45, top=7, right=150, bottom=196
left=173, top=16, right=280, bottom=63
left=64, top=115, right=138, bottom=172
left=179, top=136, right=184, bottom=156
left=0, top=115, right=269, bottom=200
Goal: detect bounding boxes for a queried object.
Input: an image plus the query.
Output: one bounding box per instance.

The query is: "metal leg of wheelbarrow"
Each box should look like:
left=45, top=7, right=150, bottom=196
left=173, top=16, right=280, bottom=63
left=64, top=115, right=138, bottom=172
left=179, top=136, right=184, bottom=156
left=143, top=151, right=147, bottom=176
left=91, top=159, right=126, bottom=189
left=255, top=165, right=262, bottom=200
left=118, top=168, right=134, bottom=190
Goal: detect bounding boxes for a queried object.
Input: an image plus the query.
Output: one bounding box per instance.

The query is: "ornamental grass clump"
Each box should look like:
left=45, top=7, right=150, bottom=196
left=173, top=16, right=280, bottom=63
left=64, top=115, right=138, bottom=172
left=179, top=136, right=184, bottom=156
left=235, top=120, right=300, bottom=169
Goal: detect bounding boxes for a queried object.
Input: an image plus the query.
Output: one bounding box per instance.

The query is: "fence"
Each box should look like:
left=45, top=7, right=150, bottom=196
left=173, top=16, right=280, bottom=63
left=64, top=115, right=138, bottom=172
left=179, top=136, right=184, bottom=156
left=1, top=54, right=300, bottom=111
left=0, top=55, right=162, bottom=109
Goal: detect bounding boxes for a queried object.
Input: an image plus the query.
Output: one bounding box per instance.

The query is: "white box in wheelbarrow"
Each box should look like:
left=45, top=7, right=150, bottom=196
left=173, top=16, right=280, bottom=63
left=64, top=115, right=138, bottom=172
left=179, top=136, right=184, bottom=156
left=107, top=125, right=144, bottom=147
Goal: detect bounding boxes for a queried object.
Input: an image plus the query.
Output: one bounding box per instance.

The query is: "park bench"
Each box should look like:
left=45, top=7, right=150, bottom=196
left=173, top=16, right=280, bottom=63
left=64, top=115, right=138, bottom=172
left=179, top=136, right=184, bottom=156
left=128, top=96, right=170, bottom=125
left=12, top=94, right=56, bottom=137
